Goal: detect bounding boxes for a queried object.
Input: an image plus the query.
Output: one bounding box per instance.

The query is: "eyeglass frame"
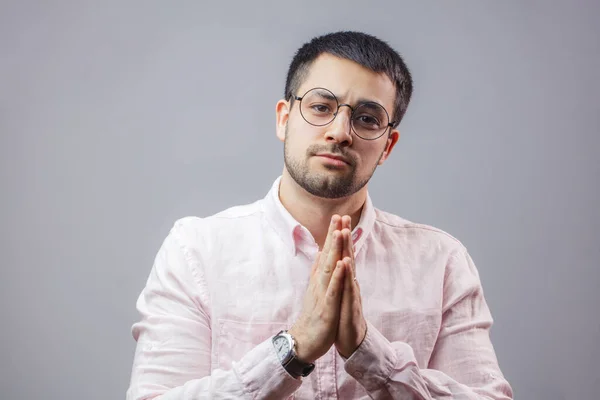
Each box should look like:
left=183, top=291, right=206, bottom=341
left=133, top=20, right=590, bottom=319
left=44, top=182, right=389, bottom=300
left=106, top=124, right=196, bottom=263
left=290, top=87, right=397, bottom=141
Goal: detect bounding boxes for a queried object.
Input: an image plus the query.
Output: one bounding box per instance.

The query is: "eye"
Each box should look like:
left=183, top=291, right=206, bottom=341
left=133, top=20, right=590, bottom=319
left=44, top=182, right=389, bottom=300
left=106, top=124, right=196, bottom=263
left=310, top=103, right=332, bottom=114
left=356, top=114, right=380, bottom=127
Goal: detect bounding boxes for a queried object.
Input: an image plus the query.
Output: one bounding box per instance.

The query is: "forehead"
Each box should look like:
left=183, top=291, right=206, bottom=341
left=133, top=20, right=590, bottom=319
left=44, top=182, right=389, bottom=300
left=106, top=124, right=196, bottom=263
left=298, top=53, right=396, bottom=110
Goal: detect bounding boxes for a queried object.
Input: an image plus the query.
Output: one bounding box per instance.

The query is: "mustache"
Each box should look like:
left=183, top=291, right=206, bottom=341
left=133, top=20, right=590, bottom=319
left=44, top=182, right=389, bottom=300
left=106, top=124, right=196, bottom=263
left=307, top=144, right=356, bottom=166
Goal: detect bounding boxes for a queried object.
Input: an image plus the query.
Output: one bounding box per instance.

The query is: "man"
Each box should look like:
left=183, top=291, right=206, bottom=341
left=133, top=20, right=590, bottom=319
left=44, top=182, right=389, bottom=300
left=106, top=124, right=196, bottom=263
left=127, top=31, right=513, bottom=399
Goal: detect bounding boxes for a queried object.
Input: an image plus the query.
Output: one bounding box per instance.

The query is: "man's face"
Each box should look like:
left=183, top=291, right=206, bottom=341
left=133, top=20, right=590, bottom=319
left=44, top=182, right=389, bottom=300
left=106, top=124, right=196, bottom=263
left=277, top=53, right=399, bottom=199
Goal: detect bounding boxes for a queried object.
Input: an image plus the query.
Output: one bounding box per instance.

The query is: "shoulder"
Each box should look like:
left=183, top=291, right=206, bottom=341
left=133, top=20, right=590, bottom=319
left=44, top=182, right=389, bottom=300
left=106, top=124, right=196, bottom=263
left=168, top=199, right=265, bottom=247
left=373, top=208, right=466, bottom=252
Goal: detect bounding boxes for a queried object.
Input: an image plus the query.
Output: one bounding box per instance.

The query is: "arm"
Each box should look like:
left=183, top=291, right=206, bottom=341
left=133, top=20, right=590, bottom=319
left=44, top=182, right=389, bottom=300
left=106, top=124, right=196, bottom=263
left=342, top=246, right=513, bottom=399
left=126, top=220, right=301, bottom=400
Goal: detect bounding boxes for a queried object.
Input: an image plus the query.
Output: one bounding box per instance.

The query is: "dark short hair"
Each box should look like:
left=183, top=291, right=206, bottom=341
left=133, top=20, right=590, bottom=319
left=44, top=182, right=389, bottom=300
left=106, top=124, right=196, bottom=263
left=284, top=31, right=413, bottom=127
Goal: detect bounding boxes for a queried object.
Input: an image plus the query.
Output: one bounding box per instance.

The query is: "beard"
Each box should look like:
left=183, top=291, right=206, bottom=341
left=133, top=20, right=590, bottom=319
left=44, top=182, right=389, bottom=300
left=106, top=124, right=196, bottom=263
left=283, top=126, right=384, bottom=199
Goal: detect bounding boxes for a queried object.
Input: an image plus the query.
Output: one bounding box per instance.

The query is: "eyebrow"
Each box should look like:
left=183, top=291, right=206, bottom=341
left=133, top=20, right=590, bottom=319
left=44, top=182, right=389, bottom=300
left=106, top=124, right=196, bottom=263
left=357, top=102, right=384, bottom=113
left=353, top=96, right=380, bottom=106
left=312, top=90, right=337, bottom=101
left=315, top=89, right=383, bottom=107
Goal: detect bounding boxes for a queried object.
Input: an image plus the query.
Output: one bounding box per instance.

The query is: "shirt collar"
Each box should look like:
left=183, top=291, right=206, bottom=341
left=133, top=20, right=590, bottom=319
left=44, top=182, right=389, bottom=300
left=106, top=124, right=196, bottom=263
left=262, top=176, right=376, bottom=257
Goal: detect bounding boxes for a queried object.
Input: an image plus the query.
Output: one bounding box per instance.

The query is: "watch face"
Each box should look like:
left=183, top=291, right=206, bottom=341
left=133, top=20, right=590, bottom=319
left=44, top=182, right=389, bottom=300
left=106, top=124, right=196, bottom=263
left=273, top=335, right=291, bottom=361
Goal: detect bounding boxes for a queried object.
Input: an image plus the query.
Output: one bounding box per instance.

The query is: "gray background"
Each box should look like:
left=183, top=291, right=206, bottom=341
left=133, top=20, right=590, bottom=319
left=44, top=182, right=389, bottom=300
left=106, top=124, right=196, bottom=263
left=1, top=1, right=598, bottom=399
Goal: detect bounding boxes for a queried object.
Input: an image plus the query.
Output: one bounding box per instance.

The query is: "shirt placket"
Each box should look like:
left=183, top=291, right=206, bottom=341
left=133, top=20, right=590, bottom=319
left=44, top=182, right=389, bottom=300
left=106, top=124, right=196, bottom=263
left=314, top=345, right=338, bottom=399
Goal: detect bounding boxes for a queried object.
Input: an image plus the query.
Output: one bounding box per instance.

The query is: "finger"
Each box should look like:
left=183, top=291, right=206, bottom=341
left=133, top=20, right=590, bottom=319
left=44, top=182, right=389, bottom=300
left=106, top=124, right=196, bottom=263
left=341, top=229, right=356, bottom=276
left=325, top=259, right=346, bottom=306
left=348, top=229, right=356, bottom=276
left=320, top=215, right=341, bottom=262
left=310, top=251, right=322, bottom=276
left=342, top=228, right=348, bottom=258
left=341, top=258, right=361, bottom=311
left=340, top=256, right=353, bottom=314
left=341, top=215, right=351, bottom=231
left=347, top=217, right=356, bottom=275
left=327, top=230, right=343, bottom=268
left=339, top=216, right=355, bottom=267
left=344, top=256, right=361, bottom=299
left=320, top=230, right=342, bottom=287
left=343, top=256, right=354, bottom=280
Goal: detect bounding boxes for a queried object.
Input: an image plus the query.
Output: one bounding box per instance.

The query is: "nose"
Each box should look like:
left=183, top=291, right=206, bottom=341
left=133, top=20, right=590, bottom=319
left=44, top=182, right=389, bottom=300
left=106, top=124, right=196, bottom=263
left=325, top=104, right=353, bottom=146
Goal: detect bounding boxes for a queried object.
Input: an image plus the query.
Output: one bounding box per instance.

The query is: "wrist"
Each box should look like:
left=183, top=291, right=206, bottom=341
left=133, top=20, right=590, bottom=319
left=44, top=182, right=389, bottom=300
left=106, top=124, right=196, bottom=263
left=337, top=321, right=368, bottom=359
left=287, top=327, right=314, bottom=363
left=273, top=330, right=316, bottom=378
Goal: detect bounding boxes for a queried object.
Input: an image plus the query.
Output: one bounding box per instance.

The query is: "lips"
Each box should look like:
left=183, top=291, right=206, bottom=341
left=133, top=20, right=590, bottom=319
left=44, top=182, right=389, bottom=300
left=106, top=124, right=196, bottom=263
left=315, top=153, right=351, bottom=165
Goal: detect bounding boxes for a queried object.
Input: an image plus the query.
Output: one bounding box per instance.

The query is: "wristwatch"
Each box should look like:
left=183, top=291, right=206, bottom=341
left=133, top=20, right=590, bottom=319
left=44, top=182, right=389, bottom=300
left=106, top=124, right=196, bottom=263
left=272, top=330, right=315, bottom=378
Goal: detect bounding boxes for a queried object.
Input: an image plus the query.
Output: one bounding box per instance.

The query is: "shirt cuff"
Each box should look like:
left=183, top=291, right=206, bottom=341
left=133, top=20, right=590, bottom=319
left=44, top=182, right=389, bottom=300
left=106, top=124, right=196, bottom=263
left=234, top=336, right=302, bottom=398
left=343, top=320, right=415, bottom=392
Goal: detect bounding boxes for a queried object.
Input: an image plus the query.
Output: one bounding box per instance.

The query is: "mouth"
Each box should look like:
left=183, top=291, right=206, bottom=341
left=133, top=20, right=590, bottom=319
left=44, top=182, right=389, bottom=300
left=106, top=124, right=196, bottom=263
left=315, top=153, right=351, bottom=166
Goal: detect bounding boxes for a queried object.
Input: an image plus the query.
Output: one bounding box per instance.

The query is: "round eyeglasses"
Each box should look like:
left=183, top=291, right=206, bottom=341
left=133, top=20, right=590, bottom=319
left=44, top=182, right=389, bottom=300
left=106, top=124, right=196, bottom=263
left=293, top=87, right=395, bottom=140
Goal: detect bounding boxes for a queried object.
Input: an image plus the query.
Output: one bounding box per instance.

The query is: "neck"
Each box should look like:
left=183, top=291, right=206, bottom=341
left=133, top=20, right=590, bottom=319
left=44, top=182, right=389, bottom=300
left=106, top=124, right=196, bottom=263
left=278, top=168, right=366, bottom=249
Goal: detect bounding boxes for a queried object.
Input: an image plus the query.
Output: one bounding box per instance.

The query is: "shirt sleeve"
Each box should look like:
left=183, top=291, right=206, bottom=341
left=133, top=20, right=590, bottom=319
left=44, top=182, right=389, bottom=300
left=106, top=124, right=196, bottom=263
left=126, top=220, right=302, bottom=400
left=343, top=246, right=513, bottom=399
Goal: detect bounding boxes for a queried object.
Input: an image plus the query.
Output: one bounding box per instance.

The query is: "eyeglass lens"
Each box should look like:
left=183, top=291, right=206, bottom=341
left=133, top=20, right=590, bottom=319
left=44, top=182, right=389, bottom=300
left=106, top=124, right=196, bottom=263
left=298, top=88, right=389, bottom=140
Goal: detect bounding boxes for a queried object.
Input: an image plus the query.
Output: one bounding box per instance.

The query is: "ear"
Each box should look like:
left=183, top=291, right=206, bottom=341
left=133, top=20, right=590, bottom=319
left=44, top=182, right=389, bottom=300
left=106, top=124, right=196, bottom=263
left=378, top=129, right=400, bottom=165
left=275, top=99, right=290, bottom=142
